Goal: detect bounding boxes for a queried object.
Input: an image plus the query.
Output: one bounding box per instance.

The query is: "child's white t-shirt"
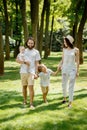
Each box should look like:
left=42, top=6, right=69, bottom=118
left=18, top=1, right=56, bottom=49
left=17, top=53, right=30, bottom=73
left=38, top=69, right=53, bottom=87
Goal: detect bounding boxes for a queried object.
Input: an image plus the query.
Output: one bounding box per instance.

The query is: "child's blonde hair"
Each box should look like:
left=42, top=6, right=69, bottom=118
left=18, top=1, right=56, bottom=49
left=38, top=64, right=46, bottom=72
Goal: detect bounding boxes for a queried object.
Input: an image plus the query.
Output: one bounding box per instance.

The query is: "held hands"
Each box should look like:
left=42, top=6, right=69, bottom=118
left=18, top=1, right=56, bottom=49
left=54, top=70, right=59, bottom=76
left=76, top=71, right=79, bottom=77
left=58, top=65, right=62, bottom=71
left=34, top=74, right=38, bottom=79
left=53, top=66, right=61, bottom=76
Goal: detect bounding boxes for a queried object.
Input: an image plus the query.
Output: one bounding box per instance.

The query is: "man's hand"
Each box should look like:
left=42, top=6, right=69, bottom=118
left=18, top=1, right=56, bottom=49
left=24, top=61, right=30, bottom=66
left=34, top=74, right=38, bottom=79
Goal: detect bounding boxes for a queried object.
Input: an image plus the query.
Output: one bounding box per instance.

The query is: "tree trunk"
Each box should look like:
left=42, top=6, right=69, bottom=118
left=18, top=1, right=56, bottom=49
left=44, top=0, right=50, bottom=59
left=49, top=15, right=54, bottom=52
left=76, top=0, right=87, bottom=64
left=72, top=0, right=82, bottom=44
left=0, top=25, right=4, bottom=75
left=3, top=0, right=10, bottom=60
left=37, top=0, right=46, bottom=57
left=14, top=1, right=20, bottom=58
left=20, top=0, right=29, bottom=43
left=30, top=0, right=39, bottom=48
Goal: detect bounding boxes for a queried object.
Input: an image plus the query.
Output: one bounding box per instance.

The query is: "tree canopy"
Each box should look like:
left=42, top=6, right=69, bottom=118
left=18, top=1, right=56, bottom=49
left=0, top=0, right=87, bottom=75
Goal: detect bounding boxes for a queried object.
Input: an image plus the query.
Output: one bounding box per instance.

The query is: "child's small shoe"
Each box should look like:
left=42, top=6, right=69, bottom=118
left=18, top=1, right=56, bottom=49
left=44, top=100, right=48, bottom=104
left=23, top=101, right=27, bottom=105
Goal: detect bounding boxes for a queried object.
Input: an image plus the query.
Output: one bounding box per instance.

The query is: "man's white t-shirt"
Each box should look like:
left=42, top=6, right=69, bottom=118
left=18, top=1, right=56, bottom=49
left=25, top=48, right=41, bottom=74
left=38, top=69, right=53, bottom=87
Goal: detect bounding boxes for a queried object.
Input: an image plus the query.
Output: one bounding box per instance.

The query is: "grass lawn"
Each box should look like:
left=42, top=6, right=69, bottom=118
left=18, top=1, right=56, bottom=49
left=0, top=52, right=87, bottom=130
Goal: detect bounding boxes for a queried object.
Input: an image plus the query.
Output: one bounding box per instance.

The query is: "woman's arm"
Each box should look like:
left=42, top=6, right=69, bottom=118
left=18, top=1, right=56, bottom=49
left=57, top=49, right=64, bottom=71
left=75, top=47, right=79, bottom=76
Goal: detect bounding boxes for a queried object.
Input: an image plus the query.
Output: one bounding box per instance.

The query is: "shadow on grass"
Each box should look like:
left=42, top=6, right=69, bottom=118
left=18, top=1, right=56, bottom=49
left=40, top=112, right=87, bottom=130
left=79, top=68, right=87, bottom=77
left=0, top=89, right=87, bottom=130
left=0, top=88, right=87, bottom=115
left=0, top=90, right=22, bottom=107
left=0, top=67, right=20, bottom=81
left=0, top=88, right=87, bottom=109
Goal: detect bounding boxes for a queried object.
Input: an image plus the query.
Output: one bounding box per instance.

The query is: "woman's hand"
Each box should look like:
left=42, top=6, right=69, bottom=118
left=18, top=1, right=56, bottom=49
left=76, top=71, right=79, bottom=77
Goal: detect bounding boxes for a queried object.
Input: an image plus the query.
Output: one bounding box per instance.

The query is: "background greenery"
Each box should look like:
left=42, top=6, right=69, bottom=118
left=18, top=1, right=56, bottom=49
left=0, top=52, right=87, bottom=130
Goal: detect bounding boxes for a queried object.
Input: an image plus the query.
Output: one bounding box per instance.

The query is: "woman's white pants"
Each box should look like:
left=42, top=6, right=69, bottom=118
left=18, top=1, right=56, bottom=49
left=62, top=70, right=76, bottom=102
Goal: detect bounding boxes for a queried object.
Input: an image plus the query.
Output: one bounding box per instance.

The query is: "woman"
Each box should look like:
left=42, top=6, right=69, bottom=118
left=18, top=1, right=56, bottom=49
left=58, top=35, right=79, bottom=108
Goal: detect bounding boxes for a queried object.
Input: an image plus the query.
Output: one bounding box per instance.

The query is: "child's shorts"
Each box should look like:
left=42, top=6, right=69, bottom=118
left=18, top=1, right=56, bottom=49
left=41, top=86, right=49, bottom=93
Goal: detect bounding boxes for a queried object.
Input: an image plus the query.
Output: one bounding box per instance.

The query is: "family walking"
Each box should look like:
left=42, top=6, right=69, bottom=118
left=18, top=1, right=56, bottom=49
left=16, top=35, right=79, bottom=109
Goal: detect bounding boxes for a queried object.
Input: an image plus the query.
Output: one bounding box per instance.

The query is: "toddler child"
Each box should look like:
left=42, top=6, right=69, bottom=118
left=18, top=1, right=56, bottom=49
left=38, top=64, right=58, bottom=103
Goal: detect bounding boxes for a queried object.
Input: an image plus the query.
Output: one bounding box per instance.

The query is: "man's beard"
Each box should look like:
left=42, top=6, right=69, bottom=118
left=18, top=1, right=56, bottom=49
left=28, top=46, right=34, bottom=50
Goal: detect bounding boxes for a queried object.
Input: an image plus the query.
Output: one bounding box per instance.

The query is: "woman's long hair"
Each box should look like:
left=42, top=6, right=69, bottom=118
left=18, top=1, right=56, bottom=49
left=63, top=38, right=74, bottom=49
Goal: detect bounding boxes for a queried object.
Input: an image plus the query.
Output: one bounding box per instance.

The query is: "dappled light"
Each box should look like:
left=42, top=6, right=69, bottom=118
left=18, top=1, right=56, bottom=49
left=0, top=52, right=87, bottom=130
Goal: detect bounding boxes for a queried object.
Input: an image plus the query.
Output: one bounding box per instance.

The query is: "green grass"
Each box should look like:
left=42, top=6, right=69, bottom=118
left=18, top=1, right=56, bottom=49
left=0, top=52, right=87, bottom=130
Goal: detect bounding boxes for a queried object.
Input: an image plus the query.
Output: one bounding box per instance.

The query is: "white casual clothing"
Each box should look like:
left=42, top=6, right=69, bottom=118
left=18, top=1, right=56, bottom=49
left=25, top=48, right=41, bottom=74
left=62, top=48, right=76, bottom=73
left=62, top=48, right=77, bottom=102
left=38, top=69, right=53, bottom=87
left=17, top=52, right=30, bottom=73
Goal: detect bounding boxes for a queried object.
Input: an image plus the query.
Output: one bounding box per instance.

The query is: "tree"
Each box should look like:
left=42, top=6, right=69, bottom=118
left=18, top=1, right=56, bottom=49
left=72, top=0, right=82, bottom=42
left=65, top=0, right=87, bottom=64
left=3, top=0, right=10, bottom=60
left=37, top=0, right=46, bottom=56
left=20, top=0, right=29, bottom=43
left=76, top=0, right=87, bottom=64
left=0, top=25, right=4, bottom=75
left=30, top=0, right=39, bottom=48
left=49, top=0, right=56, bottom=53
left=14, top=0, right=22, bottom=58
left=44, top=0, right=50, bottom=59
left=70, top=0, right=87, bottom=64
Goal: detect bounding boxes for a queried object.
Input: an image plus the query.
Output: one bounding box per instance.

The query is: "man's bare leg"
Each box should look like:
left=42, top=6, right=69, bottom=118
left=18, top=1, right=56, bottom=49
left=28, top=85, right=35, bottom=109
left=23, top=85, right=27, bottom=104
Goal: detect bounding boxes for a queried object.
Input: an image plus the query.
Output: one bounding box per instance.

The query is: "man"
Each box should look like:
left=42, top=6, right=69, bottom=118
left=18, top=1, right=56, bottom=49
left=16, top=37, right=41, bottom=109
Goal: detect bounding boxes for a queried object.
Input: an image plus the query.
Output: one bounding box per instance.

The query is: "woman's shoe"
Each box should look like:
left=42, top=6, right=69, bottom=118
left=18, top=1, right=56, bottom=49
left=62, top=100, right=66, bottom=104
left=68, top=104, right=72, bottom=108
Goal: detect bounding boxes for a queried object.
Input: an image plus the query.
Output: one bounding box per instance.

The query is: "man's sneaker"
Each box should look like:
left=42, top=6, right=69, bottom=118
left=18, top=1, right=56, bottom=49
left=23, top=102, right=27, bottom=105
left=30, top=104, right=35, bottom=110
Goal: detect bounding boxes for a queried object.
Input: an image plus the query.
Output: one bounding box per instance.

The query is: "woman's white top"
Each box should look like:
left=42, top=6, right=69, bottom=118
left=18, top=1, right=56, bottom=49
left=62, top=48, right=76, bottom=73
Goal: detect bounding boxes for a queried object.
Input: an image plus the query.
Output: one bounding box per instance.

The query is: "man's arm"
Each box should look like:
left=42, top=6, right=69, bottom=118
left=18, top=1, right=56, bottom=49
left=35, top=61, right=40, bottom=73
left=16, top=56, right=30, bottom=66
left=16, top=57, right=24, bottom=64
